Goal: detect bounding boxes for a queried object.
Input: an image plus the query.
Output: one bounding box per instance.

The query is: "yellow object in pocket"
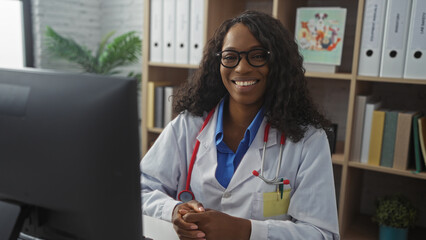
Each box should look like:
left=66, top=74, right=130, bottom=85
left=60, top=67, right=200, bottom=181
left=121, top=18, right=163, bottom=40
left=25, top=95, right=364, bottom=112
left=263, top=189, right=291, bottom=217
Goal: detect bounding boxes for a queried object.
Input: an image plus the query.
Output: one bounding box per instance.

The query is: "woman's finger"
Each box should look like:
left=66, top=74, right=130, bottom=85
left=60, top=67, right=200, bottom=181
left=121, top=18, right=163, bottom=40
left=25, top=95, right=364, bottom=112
left=186, top=200, right=205, bottom=212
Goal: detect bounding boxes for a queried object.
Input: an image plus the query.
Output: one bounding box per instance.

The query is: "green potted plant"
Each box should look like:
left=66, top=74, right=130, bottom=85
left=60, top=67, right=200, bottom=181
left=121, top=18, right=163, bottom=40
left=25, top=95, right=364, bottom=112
left=372, top=194, right=417, bottom=240
left=44, top=26, right=142, bottom=83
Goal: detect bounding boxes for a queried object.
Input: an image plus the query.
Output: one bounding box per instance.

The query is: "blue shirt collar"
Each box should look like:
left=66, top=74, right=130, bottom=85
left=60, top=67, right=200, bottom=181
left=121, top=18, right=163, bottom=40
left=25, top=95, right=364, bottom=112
left=215, top=96, right=265, bottom=149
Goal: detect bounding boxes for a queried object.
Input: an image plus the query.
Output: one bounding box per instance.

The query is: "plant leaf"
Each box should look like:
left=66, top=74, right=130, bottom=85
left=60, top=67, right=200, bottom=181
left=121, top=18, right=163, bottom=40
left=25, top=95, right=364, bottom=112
left=44, top=26, right=96, bottom=72
left=95, top=30, right=116, bottom=62
left=98, top=31, right=142, bottom=74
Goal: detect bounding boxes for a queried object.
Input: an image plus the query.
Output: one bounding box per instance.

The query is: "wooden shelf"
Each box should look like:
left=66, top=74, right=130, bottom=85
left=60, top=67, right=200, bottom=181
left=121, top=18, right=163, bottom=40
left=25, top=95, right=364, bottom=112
left=348, top=162, right=426, bottom=180
left=356, top=76, right=426, bottom=85
left=332, top=141, right=345, bottom=164
left=147, top=127, right=163, bottom=134
left=332, top=155, right=344, bottom=165
left=305, top=72, right=352, bottom=80
left=148, top=62, right=199, bottom=69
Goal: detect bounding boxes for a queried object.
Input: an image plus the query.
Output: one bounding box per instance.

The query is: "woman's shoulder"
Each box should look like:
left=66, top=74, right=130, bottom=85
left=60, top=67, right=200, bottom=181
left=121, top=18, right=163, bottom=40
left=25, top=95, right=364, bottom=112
left=169, top=110, right=207, bottom=134
left=300, top=125, right=328, bottom=143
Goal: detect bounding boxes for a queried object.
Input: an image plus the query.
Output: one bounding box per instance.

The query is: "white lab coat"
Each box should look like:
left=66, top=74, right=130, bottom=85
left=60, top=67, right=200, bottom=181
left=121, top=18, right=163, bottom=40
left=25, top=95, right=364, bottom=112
left=141, top=107, right=340, bottom=240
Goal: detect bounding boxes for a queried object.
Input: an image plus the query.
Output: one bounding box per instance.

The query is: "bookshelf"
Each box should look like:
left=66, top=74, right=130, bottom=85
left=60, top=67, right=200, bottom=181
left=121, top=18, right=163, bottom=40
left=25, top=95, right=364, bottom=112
left=141, top=0, right=426, bottom=238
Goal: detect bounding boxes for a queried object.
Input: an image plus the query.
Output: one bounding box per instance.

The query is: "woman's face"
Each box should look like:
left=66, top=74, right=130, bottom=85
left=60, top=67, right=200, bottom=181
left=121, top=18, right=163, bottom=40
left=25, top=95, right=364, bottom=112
left=220, top=23, right=269, bottom=109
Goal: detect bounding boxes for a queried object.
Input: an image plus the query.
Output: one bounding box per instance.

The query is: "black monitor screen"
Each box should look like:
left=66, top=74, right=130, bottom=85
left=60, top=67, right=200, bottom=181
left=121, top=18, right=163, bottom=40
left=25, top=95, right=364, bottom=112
left=0, top=68, right=142, bottom=240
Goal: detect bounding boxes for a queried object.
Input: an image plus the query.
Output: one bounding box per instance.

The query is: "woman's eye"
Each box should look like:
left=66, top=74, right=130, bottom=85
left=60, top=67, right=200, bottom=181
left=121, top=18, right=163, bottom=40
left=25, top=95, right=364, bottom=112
left=250, top=52, right=267, bottom=60
left=222, top=55, right=238, bottom=63
left=223, top=55, right=237, bottom=60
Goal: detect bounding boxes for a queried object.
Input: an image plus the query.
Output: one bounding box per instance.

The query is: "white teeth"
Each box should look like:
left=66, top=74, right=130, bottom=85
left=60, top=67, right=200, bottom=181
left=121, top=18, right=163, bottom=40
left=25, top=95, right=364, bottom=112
left=234, top=80, right=257, bottom=86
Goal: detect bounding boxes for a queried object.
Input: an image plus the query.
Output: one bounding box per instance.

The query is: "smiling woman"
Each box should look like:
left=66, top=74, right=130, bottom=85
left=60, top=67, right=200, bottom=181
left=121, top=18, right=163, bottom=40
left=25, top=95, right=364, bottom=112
left=141, top=10, right=340, bottom=240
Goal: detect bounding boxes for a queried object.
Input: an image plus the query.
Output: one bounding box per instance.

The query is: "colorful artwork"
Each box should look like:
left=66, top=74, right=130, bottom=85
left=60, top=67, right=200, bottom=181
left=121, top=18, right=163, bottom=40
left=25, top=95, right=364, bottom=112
left=295, top=8, right=347, bottom=65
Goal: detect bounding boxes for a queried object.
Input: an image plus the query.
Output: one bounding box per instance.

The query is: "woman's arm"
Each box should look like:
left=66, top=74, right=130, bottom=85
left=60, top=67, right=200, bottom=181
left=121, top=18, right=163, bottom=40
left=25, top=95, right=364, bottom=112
left=141, top=115, right=192, bottom=221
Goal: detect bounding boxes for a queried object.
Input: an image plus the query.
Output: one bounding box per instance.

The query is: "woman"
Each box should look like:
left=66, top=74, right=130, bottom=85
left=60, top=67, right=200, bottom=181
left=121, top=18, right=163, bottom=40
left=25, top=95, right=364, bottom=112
left=141, top=10, right=340, bottom=240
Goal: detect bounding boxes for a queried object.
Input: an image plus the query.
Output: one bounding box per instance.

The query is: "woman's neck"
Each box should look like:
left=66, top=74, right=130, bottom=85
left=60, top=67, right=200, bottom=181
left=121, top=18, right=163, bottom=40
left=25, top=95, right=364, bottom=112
left=225, top=106, right=256, bottom=130
left=224, top=99, right=262, bottom=129
left=221, top=99, right=262, bottom=152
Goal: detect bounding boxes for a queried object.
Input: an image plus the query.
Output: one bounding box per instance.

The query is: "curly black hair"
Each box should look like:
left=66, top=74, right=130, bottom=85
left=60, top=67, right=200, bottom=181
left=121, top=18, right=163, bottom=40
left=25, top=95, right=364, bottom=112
left=173, top=10, right=330, bottom=142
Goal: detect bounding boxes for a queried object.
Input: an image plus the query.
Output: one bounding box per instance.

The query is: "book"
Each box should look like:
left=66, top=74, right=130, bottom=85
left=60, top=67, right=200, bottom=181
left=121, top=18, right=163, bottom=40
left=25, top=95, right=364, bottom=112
left=412, top=112, right=425, bottom=172
left=163, top=86, right=174, bottom=126
left=368, top=110, right=386, bottom=166
left=327, top=123, right=338, bottom=154
left=350, top=95, right=370, bottom=162
left=360, top=101, right=382, bottom=164
left=295, top=7, right=347, bottom=66
left=380, top=110, right=398, bottom=167
left=417, top=116, right=426, bottom=166
left=146, top=82, right=155, bottom=128
left=154, top=86, right=165, bottom=128
left=393, top=111, right=418, bottom=170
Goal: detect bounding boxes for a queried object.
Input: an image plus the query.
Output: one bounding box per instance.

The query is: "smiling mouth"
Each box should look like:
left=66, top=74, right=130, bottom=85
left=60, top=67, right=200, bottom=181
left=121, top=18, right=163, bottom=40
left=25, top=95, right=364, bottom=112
left=232, top=80, right=259, bottom=86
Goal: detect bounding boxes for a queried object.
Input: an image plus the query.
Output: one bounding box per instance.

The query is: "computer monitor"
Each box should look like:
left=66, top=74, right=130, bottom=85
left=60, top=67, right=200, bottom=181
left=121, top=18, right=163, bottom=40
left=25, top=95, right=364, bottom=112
left=0, top=68, right=142, bottom=240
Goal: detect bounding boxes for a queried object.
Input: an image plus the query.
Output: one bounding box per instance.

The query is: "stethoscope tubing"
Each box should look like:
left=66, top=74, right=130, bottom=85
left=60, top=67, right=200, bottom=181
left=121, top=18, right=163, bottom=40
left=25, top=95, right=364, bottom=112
left=184, top=108, right=215, bottom=192
left=257, top=126, right=286, bottom=185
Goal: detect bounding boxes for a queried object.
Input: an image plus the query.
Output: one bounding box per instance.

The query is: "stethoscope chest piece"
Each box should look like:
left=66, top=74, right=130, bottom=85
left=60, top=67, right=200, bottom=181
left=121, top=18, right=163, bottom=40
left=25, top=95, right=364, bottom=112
left=178, top=190, right=195, bottom=203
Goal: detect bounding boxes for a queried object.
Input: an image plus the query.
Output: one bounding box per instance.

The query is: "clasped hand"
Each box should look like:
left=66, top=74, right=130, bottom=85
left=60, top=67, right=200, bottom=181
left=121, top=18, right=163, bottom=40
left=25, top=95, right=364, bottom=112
left=172, top=200, right=251, bottom=240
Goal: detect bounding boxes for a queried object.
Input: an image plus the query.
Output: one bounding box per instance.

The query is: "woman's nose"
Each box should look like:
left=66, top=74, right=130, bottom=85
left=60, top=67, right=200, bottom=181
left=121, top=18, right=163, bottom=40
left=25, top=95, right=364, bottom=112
left=234, top=56, right=253, bottom=73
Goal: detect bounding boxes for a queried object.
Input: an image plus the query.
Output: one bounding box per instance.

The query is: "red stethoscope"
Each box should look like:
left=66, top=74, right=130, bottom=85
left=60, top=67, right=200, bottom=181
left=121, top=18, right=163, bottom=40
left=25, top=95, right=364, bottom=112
left=177, top=108, right=290, bottom=202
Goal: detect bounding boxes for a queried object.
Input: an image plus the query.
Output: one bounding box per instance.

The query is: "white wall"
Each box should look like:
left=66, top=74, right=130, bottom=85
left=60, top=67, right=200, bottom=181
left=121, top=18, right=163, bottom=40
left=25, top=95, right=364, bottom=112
left=100, top=0, right=144, bottom=75
left=31, top=0, right=143, bottom=75
left=0, top=0, right=25, bottom=68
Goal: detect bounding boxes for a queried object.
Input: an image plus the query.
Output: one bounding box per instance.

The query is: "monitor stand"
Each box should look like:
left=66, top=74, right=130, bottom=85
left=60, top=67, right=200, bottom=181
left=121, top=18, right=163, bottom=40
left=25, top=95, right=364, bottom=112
left=0, top=200, right=29, bottom=240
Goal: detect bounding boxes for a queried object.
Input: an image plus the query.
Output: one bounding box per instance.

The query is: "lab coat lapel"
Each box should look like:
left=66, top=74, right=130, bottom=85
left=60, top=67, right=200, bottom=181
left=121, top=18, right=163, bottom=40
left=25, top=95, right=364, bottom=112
left=195, top=107, right=224, bottom=191
left=227, top=119, right=278, bottom=192
left=196, top=106, right=218, bottom=161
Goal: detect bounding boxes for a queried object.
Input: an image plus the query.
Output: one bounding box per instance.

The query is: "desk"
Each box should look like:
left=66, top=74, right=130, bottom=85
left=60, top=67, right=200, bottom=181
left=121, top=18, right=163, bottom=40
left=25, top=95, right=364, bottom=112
left=143, top=215, right=179, bottom=240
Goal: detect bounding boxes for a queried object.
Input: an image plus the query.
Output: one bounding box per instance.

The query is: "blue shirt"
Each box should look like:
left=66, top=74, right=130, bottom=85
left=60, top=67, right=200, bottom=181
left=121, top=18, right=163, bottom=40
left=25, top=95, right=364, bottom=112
left=215, top=98, right=264, bottom=188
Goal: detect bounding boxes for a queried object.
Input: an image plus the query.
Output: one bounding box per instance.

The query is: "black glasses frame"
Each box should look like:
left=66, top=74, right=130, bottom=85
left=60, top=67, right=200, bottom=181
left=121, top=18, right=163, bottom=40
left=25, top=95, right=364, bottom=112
left=216, top=48, right=271, bottom=68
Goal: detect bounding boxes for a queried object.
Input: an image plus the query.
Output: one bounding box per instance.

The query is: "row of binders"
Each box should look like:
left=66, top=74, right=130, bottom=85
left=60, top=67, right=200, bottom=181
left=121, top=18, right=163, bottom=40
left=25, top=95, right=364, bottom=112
left=150, top=0, right=205, bottom=65
left=147, top=82, right=176, bottom=129
left=358, top=0, right=426, bottom=79
left=351, top=95, right=426, bottom=172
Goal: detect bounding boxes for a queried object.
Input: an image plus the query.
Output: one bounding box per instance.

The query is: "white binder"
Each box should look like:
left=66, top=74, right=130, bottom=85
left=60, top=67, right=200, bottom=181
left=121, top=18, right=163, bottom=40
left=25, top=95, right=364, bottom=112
left=175, top=0, right=190, bottom=64
left=358, top=0, right=388, bottom=76
left=379, top=0, right=412, bottom=78
left=189, top=0, right=205, bottom=65
left=162, top=0, right=177, bottom=63
left=149, top=0, right=163, bottom=62
left=403, top=0, right=426, bottom=80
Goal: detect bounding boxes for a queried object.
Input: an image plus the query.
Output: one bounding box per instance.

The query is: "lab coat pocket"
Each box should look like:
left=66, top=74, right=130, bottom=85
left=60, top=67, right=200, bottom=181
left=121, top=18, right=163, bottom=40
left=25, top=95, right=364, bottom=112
left=251, top=190, right=291, bottom=220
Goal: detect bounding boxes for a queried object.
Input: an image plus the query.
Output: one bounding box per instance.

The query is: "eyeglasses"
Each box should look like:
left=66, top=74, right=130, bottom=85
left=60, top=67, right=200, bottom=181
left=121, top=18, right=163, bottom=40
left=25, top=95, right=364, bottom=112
left=216, top=48, right=270, bottom=68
